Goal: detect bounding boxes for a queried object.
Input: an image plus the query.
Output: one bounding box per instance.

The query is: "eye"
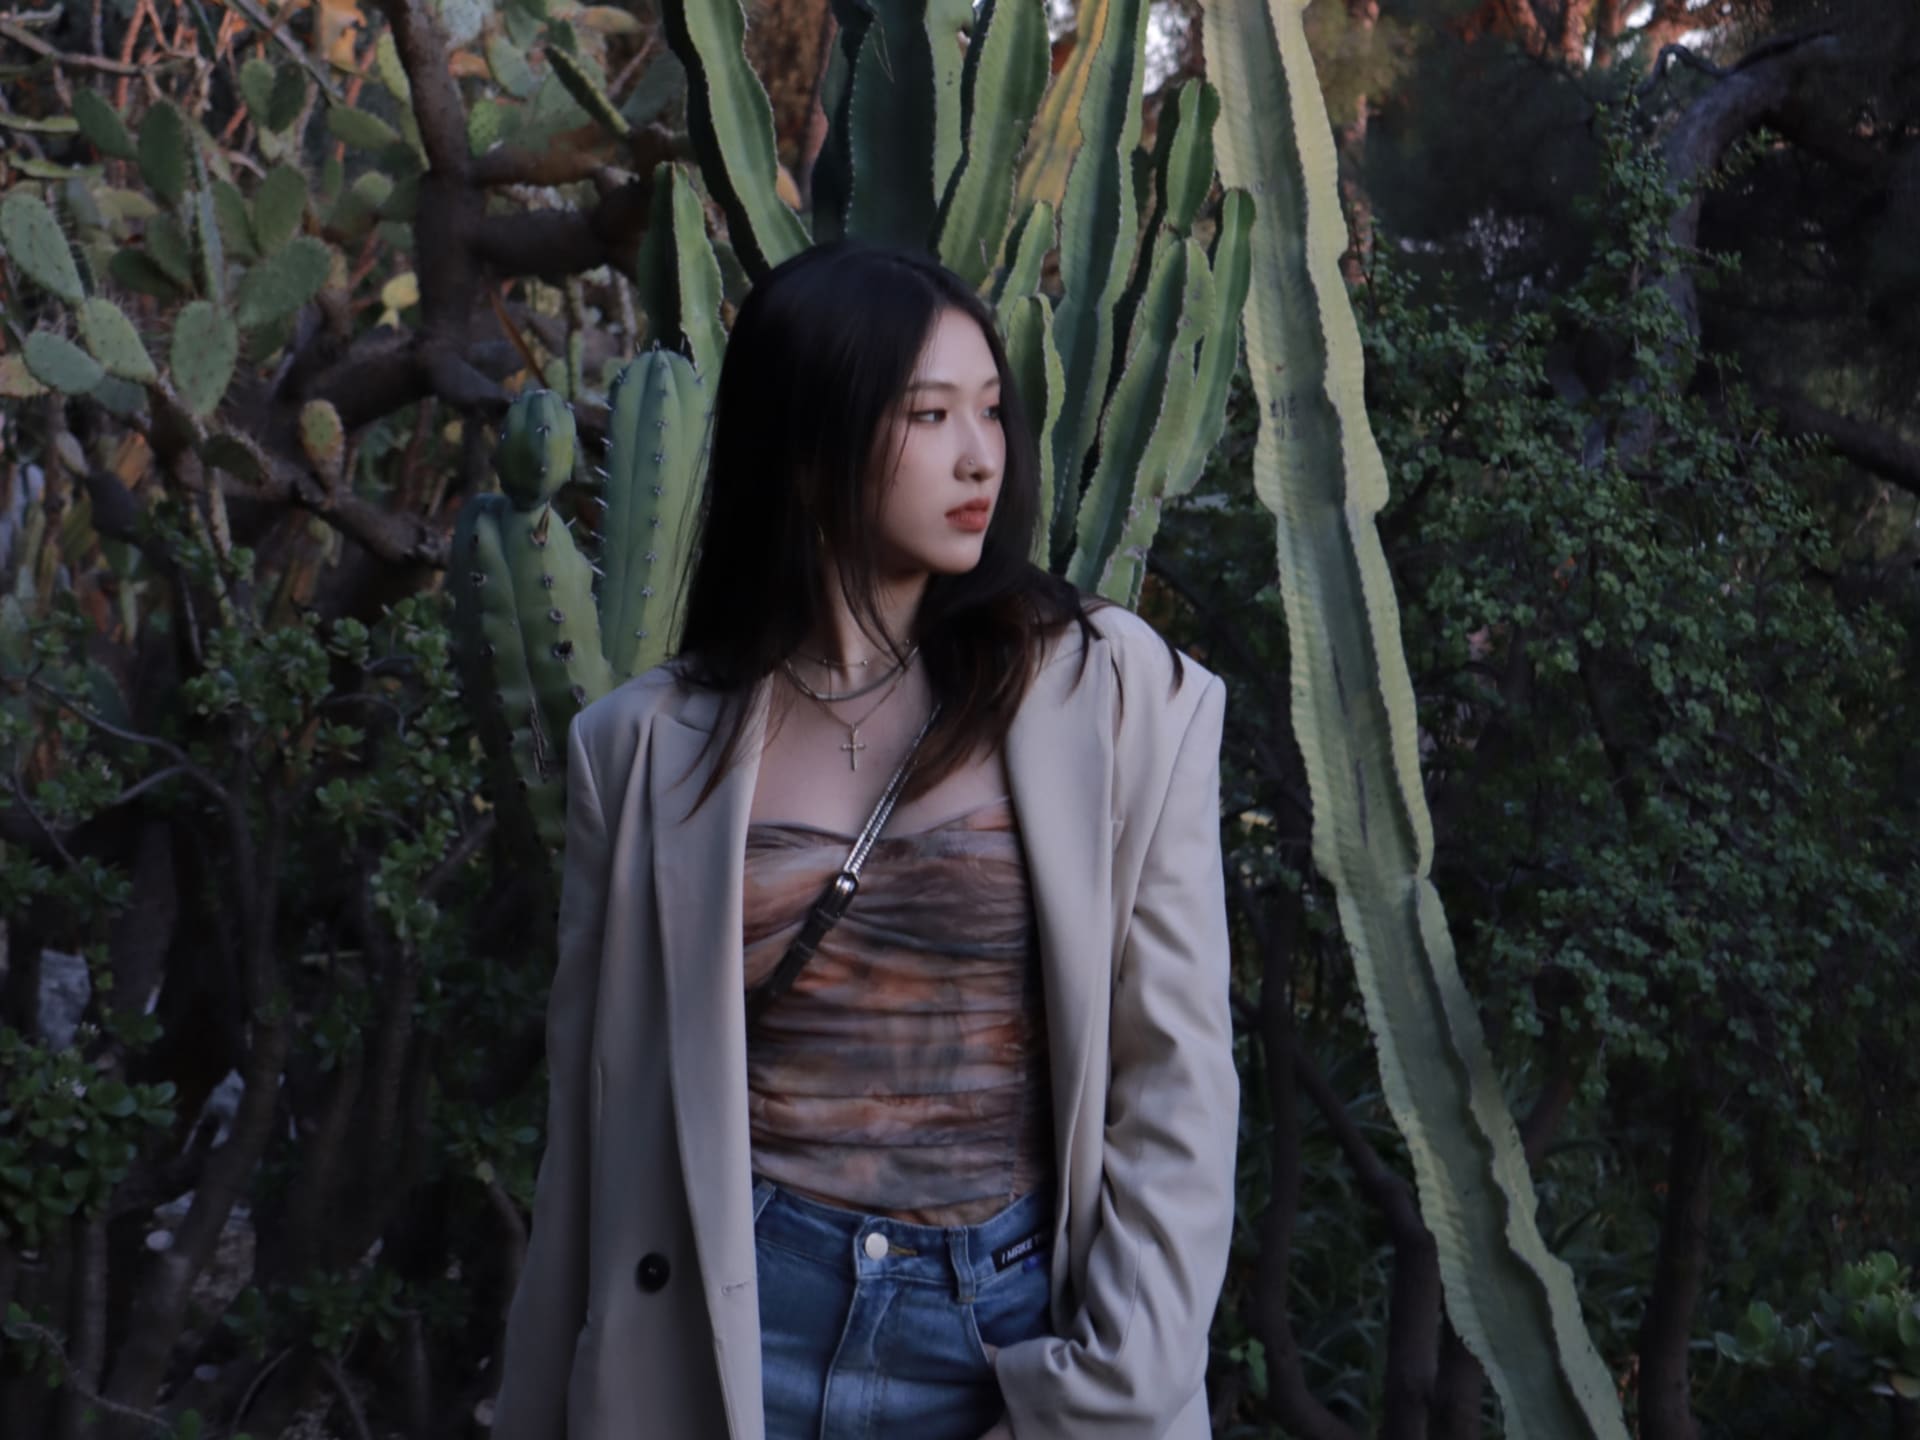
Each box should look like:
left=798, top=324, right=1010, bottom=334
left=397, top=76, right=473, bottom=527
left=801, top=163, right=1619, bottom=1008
left=910, top=408, right=946, bottom=423
left=985, top=404, right=1002, bottom=421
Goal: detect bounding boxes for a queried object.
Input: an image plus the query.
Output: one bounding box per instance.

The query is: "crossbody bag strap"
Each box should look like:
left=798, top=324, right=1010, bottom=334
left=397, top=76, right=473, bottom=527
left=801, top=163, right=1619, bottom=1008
left=744, top=701, right=942, bottom=1030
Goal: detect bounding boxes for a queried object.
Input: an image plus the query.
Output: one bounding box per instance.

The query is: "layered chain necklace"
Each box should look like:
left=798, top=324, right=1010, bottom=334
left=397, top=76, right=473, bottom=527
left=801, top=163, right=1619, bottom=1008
left=780, top=645, right=920, bottom=772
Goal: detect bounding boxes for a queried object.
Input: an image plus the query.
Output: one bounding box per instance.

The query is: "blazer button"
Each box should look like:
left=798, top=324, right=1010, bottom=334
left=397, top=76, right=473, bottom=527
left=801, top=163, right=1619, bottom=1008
left=636, top=1253, right=671, bottom=1293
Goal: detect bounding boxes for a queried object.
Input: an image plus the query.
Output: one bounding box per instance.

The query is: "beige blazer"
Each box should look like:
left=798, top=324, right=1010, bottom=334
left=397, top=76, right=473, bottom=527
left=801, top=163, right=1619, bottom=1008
left=491, top=604, right=1238, bottom=1440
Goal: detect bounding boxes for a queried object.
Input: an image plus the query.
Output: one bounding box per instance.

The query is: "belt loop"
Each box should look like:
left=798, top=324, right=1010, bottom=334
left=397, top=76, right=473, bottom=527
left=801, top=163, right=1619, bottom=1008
left=752, top=1177, right=776, bottom=1222
left=946, top=1227, right=975, bottom=1305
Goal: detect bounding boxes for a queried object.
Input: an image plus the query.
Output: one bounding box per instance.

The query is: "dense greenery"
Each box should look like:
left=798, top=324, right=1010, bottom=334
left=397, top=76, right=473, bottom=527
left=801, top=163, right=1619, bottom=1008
left=1159, top=95, right=1919, bottom=1440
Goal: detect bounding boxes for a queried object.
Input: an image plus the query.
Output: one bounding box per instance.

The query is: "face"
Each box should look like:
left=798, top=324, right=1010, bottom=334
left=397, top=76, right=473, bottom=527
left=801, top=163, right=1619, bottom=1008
left=867, top=306, right=1006, bottom=580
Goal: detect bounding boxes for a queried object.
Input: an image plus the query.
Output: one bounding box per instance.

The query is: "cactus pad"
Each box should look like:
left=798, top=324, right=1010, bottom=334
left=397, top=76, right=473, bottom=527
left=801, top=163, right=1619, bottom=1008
left=137, top=101, right=190, bottom=206
left=78, top=297, right=158, bottom=382
left=325, top=105, right=402, bottom=152
left=73, top=89, right=137, bottom=162
left=1, top=191, right=87, bottom=304
left=171, top=301, right=239, bottom=418
left=235, top=235, right=329, bottom=330
left=252, top=165, right=307, bottom=254
left=24, top=331, right=107, bottom=395
left=299, top=399, right=346, bottom=480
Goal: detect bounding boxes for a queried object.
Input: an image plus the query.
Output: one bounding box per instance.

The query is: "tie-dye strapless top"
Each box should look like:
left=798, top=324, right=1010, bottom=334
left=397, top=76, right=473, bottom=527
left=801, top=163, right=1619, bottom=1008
left=742, top=795, right=1054, bottom=1226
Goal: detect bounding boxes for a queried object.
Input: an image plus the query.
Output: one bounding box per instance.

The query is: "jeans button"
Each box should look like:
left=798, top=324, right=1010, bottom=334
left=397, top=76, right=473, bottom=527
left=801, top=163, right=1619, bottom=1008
left=862, top=1231, right=888, bottom=1260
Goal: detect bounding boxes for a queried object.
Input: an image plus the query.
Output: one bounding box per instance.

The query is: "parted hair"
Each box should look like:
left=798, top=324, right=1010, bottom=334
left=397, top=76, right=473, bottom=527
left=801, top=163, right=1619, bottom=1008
left=671, top=239, right=1181, bottom=812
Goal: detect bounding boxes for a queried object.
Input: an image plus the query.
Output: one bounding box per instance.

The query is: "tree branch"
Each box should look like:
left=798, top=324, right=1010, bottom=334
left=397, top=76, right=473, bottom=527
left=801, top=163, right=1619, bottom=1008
left=470, top=178, right=656, bottom=282
left=1293, top=1044, right=1443, bottom=1440
left=1752, top=384, right=1920, bottom=499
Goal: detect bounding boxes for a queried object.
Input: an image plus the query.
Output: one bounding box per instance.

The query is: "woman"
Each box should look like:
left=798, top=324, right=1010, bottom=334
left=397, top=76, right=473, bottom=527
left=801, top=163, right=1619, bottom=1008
left=490, top=241, right=1237, bottom=1440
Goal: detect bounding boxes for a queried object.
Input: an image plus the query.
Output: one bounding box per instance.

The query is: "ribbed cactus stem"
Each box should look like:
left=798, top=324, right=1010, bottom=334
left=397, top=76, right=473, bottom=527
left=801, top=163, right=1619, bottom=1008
left=452, top=494, right=569, bottom=866
left=934, top=0, right=1051, bottom=288
left=494, top=389, right=579, bottom=509
left=599, top=347, right=710, bottom=678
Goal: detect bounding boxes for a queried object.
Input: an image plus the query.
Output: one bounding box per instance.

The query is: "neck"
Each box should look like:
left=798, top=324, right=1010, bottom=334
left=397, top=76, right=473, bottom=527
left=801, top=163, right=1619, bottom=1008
left=805, top=571, right=928, bottom=673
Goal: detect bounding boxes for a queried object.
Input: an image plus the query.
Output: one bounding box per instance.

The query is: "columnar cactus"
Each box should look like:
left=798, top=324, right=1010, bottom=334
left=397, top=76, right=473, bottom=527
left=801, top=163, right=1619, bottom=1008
left=452, top=391, right=616, bottom=862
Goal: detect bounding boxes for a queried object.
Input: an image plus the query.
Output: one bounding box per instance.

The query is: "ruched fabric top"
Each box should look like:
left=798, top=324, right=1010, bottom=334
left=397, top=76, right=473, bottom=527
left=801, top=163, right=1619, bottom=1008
left=742, top=795, right=1054, bottom=1227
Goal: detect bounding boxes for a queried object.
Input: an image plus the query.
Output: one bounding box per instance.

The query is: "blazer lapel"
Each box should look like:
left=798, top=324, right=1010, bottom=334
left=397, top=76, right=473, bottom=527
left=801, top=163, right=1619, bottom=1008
left=1004, top=632, right=1115, bottom=1183
left=649, top=680, right=767, bottom=1307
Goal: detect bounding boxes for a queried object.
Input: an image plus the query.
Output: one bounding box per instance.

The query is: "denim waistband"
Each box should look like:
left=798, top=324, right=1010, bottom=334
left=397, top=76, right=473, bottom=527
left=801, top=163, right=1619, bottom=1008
left=751, top=1179, right=1055, bottom=1302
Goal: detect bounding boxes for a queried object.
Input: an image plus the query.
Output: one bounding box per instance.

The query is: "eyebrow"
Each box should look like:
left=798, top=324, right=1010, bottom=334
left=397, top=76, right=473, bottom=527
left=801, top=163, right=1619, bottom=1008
left=904, top=377, right=1001, bottom=393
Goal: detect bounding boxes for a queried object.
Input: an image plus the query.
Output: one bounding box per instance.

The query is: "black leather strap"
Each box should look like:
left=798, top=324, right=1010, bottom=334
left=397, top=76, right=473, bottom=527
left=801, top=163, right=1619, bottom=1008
left=744, top=702, right=941, bottom=1031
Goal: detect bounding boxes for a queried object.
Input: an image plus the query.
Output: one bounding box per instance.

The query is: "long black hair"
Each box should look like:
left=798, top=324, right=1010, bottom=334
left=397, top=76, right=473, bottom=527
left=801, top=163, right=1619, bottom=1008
left=673, top=239, right=1174, bottom=809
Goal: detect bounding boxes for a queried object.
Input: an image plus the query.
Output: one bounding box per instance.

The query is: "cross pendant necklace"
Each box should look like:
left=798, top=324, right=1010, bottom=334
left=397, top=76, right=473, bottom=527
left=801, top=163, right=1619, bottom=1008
left=783, top=649, right=915, bottom=771
left=840, top=730, right=867, bottom=770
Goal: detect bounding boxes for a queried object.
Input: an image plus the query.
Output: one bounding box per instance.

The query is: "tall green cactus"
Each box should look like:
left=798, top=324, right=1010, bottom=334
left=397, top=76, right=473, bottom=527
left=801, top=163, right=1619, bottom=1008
left=598, top=348, right=711, bottom=679
left=453, top=391, right=616, bottom=863
left=1206, top=0, right=1631, bottom=1435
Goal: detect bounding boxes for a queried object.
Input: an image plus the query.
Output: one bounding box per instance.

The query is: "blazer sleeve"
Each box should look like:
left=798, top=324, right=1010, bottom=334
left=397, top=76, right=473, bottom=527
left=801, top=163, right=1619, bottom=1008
left=490, top=713, right=610, bottom=1440
left=997, top=673, right=1239, bottom=1438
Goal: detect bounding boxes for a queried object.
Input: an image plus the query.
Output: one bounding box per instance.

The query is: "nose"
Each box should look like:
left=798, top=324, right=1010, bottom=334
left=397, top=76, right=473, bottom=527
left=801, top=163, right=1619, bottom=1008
left=957, top=418, right=1001, bottom=483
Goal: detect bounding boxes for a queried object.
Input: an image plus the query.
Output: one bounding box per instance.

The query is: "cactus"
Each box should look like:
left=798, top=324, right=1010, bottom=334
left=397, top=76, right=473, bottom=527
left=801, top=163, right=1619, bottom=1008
left=191, top=146, right=226, bottom=306
left=137, top=101, right=189, bottom=207
left=1002, top=294, right=1064, bottom=567
left=266, top=65, right=307, bottom=133
left=657, top=0, right=808, bottom=276
left=598, top=348, right=709, bottom=678
left=299, top=399, right=346, bottom=484
left=171, top=302, right=239, bottom=418
left=23, top=332, right=107, bottom=395
left=2, top=192, right=87, bottom=305
left=109, top=247, right=184, bottom=302
left=1043, top=0, right=1151, bottom=565
left=213, top=181, right=258, bottom=262
left=72, top=89, right=136, bottom=162
left=253, top=165, right=306, bottom=254
left=326, top=104, right=402, bottom=152
left=234, top=235, right=329, bottom=330
left=78, top=298, right=158, bottom=382
left=1205, top=0, right=1632, bottom=1434
left=239, top=58, right=278, bottom=125
left=1066, top=236, right=1208, bottom=601
left=494, top=390, right=577, bottom=508
left=451, top=391, right=617, bottom=869
left=1165, top=187, right=1253, bottom=502
left=991, top=199, right=1053, bottom=310
left=834, top=2, right=941, bottom=249
left=546, top=44, right=629, bottom=138
left=632, top=163, right=726, bottom=376
left=144, top=212, right=195, bottom=291
left=452, top=494, right=572, bottom=865
left=934, top=0, right=1052, bottom=288
left=201, top=430, right=270, bottom=486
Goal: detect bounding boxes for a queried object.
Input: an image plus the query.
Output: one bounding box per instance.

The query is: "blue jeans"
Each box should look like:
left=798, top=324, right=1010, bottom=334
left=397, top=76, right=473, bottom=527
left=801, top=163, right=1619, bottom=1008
left=753, top=1178, right=1055, bottom=1440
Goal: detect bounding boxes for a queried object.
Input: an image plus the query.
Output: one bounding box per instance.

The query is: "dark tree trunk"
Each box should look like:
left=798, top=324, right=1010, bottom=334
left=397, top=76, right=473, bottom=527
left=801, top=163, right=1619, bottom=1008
left=1638, top=1095, right=1713, bottom=1440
